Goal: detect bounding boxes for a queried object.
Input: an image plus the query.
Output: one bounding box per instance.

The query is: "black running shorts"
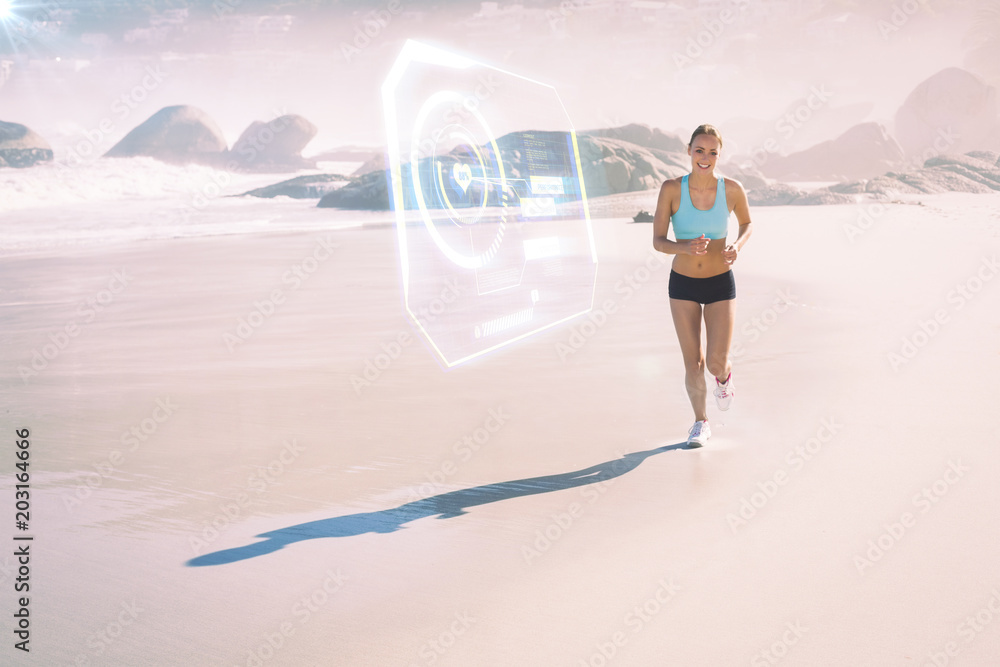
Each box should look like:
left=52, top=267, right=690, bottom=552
left=668, top=270, right=736, bottom=305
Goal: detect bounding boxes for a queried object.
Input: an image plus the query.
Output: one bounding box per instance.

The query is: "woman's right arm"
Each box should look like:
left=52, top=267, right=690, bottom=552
left=652, top=180, right=706, bottom=256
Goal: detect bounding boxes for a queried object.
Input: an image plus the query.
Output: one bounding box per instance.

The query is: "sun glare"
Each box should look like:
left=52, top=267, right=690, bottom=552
left=0, top=0, right=12, bottom=20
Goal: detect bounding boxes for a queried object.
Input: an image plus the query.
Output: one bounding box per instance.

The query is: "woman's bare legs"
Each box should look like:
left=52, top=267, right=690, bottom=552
left=704, top=298, right=736, bottom=384
left=671, top=297, right=737, bottom=422
left=670, top=298, right=708, bottom=422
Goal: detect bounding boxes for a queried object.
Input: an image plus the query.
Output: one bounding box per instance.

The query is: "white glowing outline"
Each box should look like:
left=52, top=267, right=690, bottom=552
left=381, top=40, right=598, bottom=368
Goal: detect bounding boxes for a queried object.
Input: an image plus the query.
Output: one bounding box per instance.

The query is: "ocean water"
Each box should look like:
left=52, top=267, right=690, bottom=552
left=0, top=156, right=662, bottom=255
left=0, top=157, right=387, bottom=254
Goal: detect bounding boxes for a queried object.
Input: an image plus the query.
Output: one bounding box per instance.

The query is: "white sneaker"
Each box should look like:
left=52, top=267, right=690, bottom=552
left=714, top=373, right=734, bottom=411
left=686, top=420, right=711, bottom=447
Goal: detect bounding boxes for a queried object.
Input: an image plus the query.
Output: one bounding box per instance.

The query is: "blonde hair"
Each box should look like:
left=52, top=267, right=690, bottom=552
left=688, top=124, right=723, bottom=150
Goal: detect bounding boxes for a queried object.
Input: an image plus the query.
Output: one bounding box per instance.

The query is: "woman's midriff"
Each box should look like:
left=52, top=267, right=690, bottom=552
left=671, top=238, right=730, bottom=278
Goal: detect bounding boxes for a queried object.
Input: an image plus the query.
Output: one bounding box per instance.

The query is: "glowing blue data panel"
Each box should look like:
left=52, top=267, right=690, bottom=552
left=383, top=41, right=597, bottom=367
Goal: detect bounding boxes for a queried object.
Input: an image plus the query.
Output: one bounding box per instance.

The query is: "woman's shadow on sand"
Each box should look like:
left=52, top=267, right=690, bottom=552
left=187, top=441, right=693, bottom=567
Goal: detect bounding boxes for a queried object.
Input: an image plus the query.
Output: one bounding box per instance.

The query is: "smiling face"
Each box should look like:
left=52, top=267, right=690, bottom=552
left=688, top=134, right=721, bottom=176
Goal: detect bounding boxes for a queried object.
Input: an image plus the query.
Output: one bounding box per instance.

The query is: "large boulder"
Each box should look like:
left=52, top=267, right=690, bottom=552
left=229, top=114, right=317, bottom=171
left=894, top=67, right=1000, bottom=159
left=0, top=121, right=54, bottom=168
left=105, top=105, right=228, bottom=165
left=760, top=122, right=906, bottom=181
left=577, top=134, right=687, bottom=197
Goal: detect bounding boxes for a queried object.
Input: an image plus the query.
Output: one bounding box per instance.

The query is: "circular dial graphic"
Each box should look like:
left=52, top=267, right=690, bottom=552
left=410, top=90, right=508, bottom=270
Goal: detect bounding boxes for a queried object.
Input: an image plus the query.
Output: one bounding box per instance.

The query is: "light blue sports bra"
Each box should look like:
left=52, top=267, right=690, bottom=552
left=671, top=174, right=729, bottom=240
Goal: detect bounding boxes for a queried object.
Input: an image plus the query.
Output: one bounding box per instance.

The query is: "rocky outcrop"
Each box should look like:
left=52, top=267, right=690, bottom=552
left=924, top=153, right=1000, bottom=190
left=229, top=114, right=317, bottom=171
left=105, top=105, right=227, bottom=165
left=318, top=170, right=389, bottom=209
left=894, top=67, right=1000, bottom=158
left=760, top=123, right=906, bottom=181
left=824, top=152, right=1000, bottom=196
left=317, top=129, right=690, bottom=210
left=0, top=121, right=54, bottom=168
left=737, top=182, right=853, bottom=206
left=318, top=126, right=884, bottom=211
left=242, top=174, right=347, bottom=199
left=577, top=134, right=688, bottom=197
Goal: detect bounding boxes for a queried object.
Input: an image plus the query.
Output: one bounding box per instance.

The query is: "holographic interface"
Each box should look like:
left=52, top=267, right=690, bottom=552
left=382, top=40, right=598, bottom=367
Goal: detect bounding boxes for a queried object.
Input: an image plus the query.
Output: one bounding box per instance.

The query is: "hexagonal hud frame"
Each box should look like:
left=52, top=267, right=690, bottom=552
left=382, top=40, right=598, bottom=367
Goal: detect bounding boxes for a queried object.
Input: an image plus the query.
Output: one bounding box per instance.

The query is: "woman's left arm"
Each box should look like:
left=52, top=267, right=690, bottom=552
left=723, top=179, right=753, bottom=265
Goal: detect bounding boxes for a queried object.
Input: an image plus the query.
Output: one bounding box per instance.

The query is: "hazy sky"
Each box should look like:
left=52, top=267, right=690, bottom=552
left=0, top=1, right=987, bottom=160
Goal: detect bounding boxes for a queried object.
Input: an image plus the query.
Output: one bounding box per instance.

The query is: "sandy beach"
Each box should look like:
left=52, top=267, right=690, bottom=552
left=1, top=188, right=999, bottom=665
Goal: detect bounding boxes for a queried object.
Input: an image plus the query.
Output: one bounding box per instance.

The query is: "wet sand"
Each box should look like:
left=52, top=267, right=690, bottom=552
left=2, top=193, right=1000, bottom=665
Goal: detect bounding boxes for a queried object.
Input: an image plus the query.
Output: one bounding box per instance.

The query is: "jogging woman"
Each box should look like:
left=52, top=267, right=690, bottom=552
left=652, top=124, right=752, bottom=446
